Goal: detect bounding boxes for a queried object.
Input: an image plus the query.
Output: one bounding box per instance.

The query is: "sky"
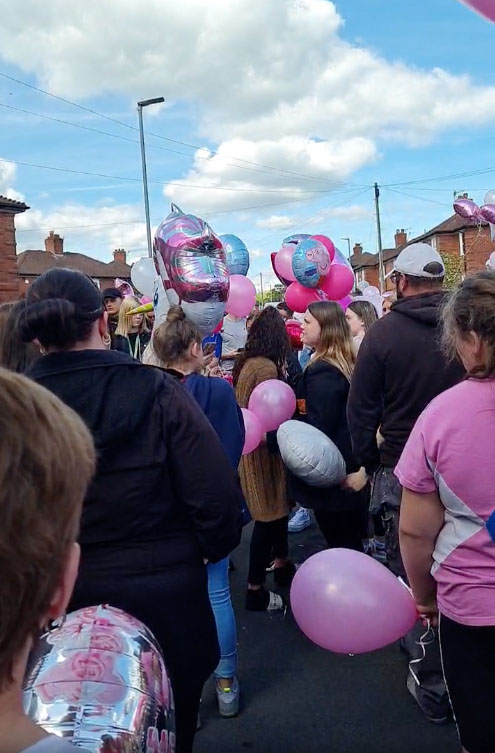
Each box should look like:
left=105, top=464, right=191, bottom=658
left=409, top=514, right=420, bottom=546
left=0, top=0, right=494, bottom=293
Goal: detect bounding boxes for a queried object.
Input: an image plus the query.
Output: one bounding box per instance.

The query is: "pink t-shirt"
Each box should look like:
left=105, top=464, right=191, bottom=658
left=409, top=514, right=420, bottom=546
left=395, top=378, right=495, bottom=627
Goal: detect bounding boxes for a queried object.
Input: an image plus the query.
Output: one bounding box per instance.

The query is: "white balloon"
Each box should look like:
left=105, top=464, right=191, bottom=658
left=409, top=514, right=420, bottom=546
left=362, top=285, right=380, bottom=299
left=131, top=257, right=156, bottom=298
left=277, top=420, right=346, bottom=488
left=486, top=252, right=495, bottom=271
left=484, top=190, right=495, bottom=206
left=356, top=280, right=370, bottom=292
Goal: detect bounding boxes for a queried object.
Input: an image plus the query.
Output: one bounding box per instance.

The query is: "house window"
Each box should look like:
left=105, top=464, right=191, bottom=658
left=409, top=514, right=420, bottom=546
left=92, top=278, right=101, bottom=288
left=356, top=269, right=365, bottom=283
left=430, top=236, right=437, bottom=250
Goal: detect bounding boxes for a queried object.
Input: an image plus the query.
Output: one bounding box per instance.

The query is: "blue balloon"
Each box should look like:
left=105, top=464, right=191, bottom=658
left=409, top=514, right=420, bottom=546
left=292, top=238, right=331, bottom=289
left=220, top=234, right=250, bottom=276
left=283, top=233, right=312, bottom=246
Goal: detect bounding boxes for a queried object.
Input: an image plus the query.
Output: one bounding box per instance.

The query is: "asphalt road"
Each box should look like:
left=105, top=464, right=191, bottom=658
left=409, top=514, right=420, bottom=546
left=195, top=519, right=459, bottom=753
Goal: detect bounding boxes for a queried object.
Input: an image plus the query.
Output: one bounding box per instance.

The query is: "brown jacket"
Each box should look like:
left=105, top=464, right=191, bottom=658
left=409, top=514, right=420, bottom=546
left=235, top=357, right=290, bottom=522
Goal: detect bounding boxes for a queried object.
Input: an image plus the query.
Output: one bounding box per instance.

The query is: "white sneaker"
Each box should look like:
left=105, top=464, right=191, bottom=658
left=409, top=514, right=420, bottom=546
left=288, top=507, right=311, bottom=533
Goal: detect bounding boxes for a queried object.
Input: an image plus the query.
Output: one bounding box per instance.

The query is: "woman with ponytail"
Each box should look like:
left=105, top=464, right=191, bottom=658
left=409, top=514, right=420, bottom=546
left=397, top=271, right=495, bottom=753
left=21, top=269, right=243, bottom=753
left=290, top=301, right=367, bottom=550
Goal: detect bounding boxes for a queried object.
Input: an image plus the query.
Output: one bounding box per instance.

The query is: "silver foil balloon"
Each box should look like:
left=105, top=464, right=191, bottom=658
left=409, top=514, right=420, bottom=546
left=23, top=605, right=175, bottom=753
left=219, top=234, right=250, bottom=276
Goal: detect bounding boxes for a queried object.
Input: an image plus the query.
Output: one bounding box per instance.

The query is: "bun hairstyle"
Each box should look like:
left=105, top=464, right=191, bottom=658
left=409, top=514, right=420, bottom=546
left=21, top=269, right=104, bottom=350
left=152, top=305, right=202, bottom=367
left=442, top=270, right=495, bottom=378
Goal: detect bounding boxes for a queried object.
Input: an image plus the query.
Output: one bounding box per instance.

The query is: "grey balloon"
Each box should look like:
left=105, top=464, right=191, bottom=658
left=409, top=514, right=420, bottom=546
left=277, top=420, right=346, bottom=487
left=23, top=605, right=175, bottom=752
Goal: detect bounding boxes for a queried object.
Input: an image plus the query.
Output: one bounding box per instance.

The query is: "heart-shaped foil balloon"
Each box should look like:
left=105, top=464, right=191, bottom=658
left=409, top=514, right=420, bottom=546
left=458, top=0, right=495, bottom=22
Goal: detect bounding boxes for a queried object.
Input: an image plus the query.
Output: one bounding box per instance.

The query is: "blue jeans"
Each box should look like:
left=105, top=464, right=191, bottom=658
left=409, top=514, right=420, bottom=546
left=207, top=557, right=237, bottom=679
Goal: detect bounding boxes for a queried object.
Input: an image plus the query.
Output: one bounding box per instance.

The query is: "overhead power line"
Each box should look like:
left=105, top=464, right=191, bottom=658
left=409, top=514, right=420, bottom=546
left=382, top=186, right=452, bottom=207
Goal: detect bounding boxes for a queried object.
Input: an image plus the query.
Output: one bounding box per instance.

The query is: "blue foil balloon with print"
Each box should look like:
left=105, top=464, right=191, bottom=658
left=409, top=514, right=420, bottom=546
left=292, top=238, right=331, bottom=289
left=219, top=234, right=250, bottom=276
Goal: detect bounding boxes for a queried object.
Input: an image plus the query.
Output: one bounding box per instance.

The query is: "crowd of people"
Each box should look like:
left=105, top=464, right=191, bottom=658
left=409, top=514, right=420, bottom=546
left=0, top=239, right=494, bottom=753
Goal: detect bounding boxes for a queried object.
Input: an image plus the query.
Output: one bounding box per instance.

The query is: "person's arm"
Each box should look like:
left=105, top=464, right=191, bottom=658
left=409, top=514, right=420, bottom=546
left=162, top=379, right=243, bottom=562
left=304, top=365, right=347, bottom=436
left=346, top=331, right=384, bottom=473
left=399, top=488, right=444, bottom=623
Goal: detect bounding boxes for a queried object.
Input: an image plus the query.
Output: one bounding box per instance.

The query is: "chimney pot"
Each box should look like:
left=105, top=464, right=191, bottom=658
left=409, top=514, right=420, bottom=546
left=44, top=231, right=64, bottom=255
left=394, top=229, right=408, bottom=248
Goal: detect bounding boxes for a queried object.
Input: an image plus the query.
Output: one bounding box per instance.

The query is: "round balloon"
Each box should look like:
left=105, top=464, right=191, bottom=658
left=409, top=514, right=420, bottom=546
left=241, top=408, right=264, bottom=454
left=219, top=234, right=250, bottom=276
left=285, top=319, right=303, bottom=351
left=311, top=234, right=336, bottom=262
left=338, top=295, right=353, bottom=310
left=319, top=263, right=354, bottom=301
left=292, top=238, right=331, bottom=289
left=23, top=605, right=175, bottom=751
left=277, top=420, right=346, bottom=487
left=226, top=275, right=256, bottom=318
left=484, top=190, right=495, bottom=205
left=290, top=549, right=418, bottom=654
left=248, top=379, right=296, bottom=432
left=274, top=245, right=297, bottom=283
left=285, top=282, right=328, bottom=313
left=131, top=257, right=156, bottom=299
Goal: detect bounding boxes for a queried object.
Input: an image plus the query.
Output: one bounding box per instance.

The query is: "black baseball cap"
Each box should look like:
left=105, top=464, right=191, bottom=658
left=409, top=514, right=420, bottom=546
left=102, top=287, right=123, bottom=300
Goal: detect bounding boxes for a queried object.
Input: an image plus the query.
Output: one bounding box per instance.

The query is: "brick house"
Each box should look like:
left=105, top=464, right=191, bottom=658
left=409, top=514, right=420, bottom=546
left=350, top=213, right=495, bottom=290
left=17, top=233, right=131, bottom=297
left=0, top=195, right=29, bottom=303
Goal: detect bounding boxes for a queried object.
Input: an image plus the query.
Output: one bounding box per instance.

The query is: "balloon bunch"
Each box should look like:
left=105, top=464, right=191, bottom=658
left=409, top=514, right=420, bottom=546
left=241, top=380, right=296, bottom=455
left=359, top=284, right=383, bottom=316
left=220, top=233, right=257, bottom=319
left=272, top=233, right=355, bottom=313
left=453, top=190, right=495, bottom=241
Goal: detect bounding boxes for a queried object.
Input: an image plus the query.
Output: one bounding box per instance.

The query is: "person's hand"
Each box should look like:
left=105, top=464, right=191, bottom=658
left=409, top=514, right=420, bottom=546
left=204, top=354, right=220, bottom=374
left=340, top=467, right=368, bottom=493
left=415, top=597, right=439, bottom=627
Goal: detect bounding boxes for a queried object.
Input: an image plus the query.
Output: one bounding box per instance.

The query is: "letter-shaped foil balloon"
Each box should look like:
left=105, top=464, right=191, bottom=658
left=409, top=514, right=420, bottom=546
left=24, top=604, right=175, bottom=752
left=154, top=204, right=229, bottom=335
left=292, top=238, right=331, bottom=288
left=219, top=234, right=250, bottom=276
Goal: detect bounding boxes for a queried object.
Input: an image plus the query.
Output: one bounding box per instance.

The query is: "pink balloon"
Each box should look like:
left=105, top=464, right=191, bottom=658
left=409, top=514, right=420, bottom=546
left=458, top=0, right=495, bottom=22
left=290, top=549, right=418, bottom=654
left=312, top=234, right=336, bottom=263
left=274, top=245, right=297, bottom=283
left=241, top=408, right=264, bottom=454
left=453, top=198, right=481, bottom=220
left=480, top=204, right=495, bottom=225
left=319, top=263, right=354, bottom=301
left=226, top=275, right=256, bottom=318
left=248, top=379, right=296, bottom=432
left=338, top=295, right=353, bottom=310
left=285, top=282, right=328, bottom=313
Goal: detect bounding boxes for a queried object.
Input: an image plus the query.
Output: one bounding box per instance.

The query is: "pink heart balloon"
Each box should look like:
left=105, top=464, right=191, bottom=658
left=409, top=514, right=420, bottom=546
left=458, top=0, right=495, bottom=22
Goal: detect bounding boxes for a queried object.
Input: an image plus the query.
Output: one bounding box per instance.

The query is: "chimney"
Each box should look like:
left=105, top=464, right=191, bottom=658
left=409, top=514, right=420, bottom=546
left=394, top=228, right=407, bottom=248
left=45, top=230, right=64, bottom=255
left=113, top=248, right=127, bottom=265
left=353, top=242, right=363, bottom=256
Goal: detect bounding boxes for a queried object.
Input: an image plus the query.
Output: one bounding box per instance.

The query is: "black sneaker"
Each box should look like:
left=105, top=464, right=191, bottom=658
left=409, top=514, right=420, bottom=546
left=406, top=675, right=452, bottom=724
left=273, top=561, right=296, bottom=587
left=245, top=587, right=284, bottom=612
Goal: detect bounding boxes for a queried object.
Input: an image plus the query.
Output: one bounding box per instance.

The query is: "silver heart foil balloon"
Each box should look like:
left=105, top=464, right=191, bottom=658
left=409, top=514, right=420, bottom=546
left=23, top=605, right=175, bottom=752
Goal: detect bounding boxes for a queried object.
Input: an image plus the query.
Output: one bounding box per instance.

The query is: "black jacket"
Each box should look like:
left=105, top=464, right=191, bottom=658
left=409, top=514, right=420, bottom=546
left=28, top=349, right=243, bottom=566
left=112, top=331, right=151, bottom=360
left=288, top=360, right=363, bottom=512
left=347, top=292, right=464, bottom=471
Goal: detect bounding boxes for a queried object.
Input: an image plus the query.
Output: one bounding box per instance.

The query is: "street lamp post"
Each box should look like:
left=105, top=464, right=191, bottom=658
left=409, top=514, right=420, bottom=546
left=341, top=237, right=351, bottom=260
left=137, top=97, right=165, bottom=258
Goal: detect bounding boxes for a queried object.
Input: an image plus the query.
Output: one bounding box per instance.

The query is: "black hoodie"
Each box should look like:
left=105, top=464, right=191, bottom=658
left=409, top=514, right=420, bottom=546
left=347, top=292, right=464, bottom=470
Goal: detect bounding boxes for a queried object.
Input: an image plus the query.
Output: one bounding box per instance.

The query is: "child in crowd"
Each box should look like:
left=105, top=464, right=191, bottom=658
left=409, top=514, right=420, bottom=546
left=0, top=368, right=95, bottom=753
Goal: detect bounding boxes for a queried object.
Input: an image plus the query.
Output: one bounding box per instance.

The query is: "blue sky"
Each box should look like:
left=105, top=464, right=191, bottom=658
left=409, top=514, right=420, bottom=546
left=0, top=0, right=494, bottom=291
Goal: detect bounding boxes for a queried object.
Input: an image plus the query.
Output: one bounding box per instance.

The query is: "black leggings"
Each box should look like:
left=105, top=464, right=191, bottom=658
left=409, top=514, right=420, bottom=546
left=440, top=614, right=495, bottom=753
left=248, top=516, right=289, bottom=586
left=314, top=508, right=365, bottom=551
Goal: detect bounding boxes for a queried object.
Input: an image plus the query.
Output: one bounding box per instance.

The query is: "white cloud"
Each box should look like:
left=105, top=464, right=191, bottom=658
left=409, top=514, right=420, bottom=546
left=256, top=215, right=295, bottom=230
left=0, top=159, right=25, bottom=201
left=15, top=202, right=149, bottom=261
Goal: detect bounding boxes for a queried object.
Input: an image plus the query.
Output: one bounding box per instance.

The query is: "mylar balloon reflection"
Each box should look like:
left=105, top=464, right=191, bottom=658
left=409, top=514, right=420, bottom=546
left=24, top=605, right=175, bottom=752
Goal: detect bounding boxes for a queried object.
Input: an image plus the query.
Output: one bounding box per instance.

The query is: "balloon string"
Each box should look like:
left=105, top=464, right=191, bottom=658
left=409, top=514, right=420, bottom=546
left=408, top=619, right=435, bottom=687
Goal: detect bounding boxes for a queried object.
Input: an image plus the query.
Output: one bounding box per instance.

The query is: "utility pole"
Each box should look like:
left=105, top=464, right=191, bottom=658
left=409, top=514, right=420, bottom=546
left=374, top=182, right=385, bottom=293
left=341, top=237, right=351, bottom=260
left=259, top=272, right=264, bottom=306
left=137, top=97, right=165, bottom=257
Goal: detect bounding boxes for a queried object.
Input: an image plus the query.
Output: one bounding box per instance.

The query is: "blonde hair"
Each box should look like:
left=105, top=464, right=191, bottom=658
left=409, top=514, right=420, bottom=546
left=115, top=297, right=149, bottom=337
left=152, top=306, right=201, bottom=367
left=0, top=369, right=95, bottom=689
left=307, top=301, right=356, bottom=381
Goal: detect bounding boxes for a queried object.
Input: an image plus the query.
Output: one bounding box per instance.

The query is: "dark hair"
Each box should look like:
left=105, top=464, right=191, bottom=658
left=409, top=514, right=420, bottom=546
left=233, top=306, right=290, bottom=384
left=0, top=301, right=39, bottom=373
left=442, top=270, right=495, bottom=379
left=21, top=269, right=104, bottom=350
left=347, top=299, right=378, bottom=334
left=276, top=302, right=293, bottom=318
left=153, top=305, right=201, bottom=366
left=404, top=274, right=444, bottom=290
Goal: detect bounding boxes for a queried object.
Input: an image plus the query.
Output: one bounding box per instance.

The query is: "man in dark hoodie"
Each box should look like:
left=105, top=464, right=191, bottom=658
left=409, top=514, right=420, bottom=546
left=347, top=242, right=464, bottom=724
